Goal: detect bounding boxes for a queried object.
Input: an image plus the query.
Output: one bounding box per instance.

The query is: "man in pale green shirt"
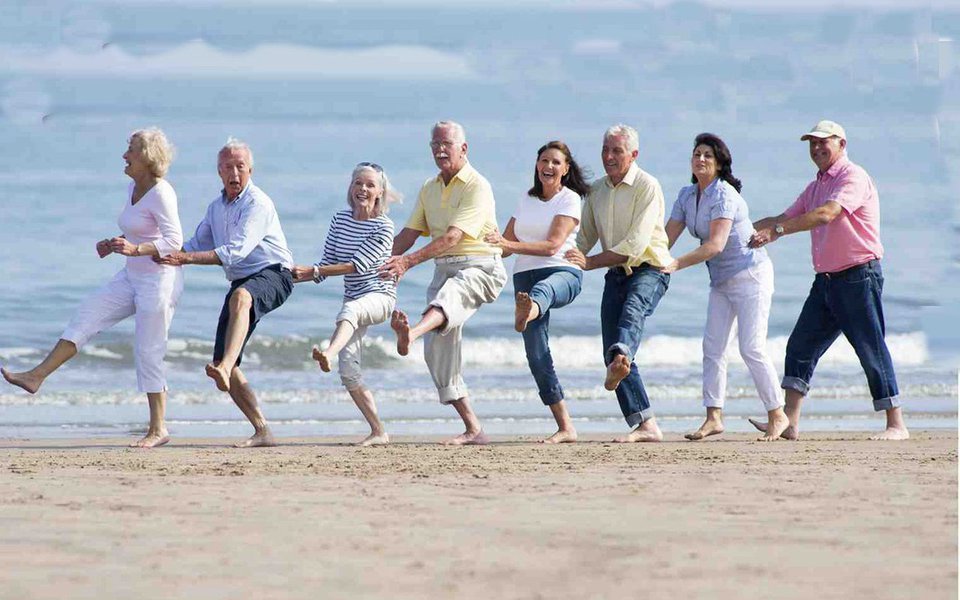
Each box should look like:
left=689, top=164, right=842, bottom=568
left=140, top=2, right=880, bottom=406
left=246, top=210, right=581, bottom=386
left=566, top=124, right=673, bottom=442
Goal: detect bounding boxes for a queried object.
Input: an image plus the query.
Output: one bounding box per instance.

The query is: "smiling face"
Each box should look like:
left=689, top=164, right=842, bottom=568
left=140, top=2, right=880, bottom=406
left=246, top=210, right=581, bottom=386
left=349, top=168, right=384, bottom=217
left=808, top=136, right=845, bottom=172
left=122, top=137, right=151, bottom=180
left=691, top=143, right=719, bottom=185
left=601, top=134, right=637, bottom=182
left=430, top=125, right=468, bottom=180
left=218, top=147, right=252, bottom=200
left=536, top=148, right=570, bottom=194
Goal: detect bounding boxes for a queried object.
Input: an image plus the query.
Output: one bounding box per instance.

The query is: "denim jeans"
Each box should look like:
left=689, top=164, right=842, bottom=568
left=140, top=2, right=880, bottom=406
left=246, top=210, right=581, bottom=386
left=600, top=265, right=670, bottom=426
left=513, top=267, right=583, bottom=405
left=783, top=260, right=900, bottom=411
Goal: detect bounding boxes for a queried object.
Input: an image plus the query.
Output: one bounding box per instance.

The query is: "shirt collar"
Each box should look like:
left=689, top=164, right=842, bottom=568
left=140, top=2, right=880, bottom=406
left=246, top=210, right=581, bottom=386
left=436, top=162, right=476, bottom=186
left=605, top=162, right=640, bottom=188
left=818, top=155, right=849, bottom=180
left=221, top=181, right=253, bottom=204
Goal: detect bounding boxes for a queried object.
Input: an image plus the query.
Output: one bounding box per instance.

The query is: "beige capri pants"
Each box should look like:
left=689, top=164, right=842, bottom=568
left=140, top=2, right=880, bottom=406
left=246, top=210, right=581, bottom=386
left=423, top=255, right=507, bottom=404
left=335, top=292, right=396, bottom=390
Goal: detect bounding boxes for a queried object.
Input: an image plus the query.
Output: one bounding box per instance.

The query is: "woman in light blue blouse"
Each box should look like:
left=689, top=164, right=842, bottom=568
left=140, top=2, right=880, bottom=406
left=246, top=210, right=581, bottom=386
left=663, top=133, right=789, bottom=442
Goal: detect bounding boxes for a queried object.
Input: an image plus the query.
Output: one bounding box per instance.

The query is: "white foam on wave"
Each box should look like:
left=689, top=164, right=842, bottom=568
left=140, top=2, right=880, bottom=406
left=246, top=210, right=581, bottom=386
left=0, top=40, right=476, bottom=80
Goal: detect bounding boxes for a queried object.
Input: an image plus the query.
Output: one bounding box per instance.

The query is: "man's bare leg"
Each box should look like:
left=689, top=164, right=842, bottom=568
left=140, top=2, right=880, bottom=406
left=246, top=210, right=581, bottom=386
left=228, top=367, right=275, bottom=448
left=541, top=400, right=577, bottom=444
left=514, top=292, right=540, bottom=333
left=313, top=320, right=356, bottom=373
left=132, top=391, right=170, bottom=448
left=2, top=339, right=77, bottom=394
left=347, top=386, right=389, bottom=446
left=869, top=406, right=910, bottom=440
left=685, top=406, right=724, bottom=441
left=614, top=416, right=663, bottom=443
left=391, top=308, right=446, bottom=356
left=749, top=389, right=802, bottom=440
left=444, top=396, right=488, bottom=445
left=757, top=406, right=791, bottom=442
left=206, top=288, right=252, bottom=392
left=604, top=354, right=631, bottom=391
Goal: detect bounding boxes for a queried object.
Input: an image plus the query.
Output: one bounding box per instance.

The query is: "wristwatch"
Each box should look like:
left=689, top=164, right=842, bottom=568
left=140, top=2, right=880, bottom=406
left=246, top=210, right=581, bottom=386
left=774, top=224, right=785, bottom=236
left=312, top=264, right=321, bottom=283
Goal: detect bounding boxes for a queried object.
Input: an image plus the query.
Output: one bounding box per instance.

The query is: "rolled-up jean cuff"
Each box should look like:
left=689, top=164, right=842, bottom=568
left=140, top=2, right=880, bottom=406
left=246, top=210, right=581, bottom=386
left=781, top=376, right=810, bottom=395
left=539, top=387, right=564, bottom=406
left=438, top=383, right=468, bottom=404
left=605, top=343, right=631, bottom=364
left=626, top=409, right=654, bottom=427
left=872, top=396, right=900, bottom=411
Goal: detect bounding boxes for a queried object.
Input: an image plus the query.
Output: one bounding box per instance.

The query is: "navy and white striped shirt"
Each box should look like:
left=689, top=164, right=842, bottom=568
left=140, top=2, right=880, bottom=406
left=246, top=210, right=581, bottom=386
left=316, top=210, right=395, bottom=299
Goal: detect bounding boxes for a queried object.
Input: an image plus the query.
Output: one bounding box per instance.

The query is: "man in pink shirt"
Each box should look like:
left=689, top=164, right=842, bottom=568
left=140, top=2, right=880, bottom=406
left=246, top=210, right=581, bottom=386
left=748, top=120, right=908, bottom=441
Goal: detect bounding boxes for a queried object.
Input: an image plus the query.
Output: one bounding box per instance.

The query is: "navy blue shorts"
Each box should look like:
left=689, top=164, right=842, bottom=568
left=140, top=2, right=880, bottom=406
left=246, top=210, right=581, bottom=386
left=213, top=264, right=294, bottom=366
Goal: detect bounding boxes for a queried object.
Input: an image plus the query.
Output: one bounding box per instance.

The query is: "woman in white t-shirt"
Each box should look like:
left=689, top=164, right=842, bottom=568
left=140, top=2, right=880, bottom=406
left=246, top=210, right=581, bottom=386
left=485, top=141, right=590, bottom=443
left=2, top=128, right=184, bottom=448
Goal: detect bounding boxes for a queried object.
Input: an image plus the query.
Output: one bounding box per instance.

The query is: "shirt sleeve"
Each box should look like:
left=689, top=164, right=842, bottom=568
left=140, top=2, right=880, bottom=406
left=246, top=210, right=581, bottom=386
left=448, top=179, right=494, bottom=239
left=669, top=189, right=687, bottom=223
left=828, top=169, right=870, bottom=215
left=609, top=178, right=666, bottom=262
left=150, top=184, right=184, bottom=257
left=183, top=207, right=215, bottom=253
left=213, top=199, right=272, bottom=268
left=351, top=218, right=394, bottom=275
left=575, top=195, right=599, bottom=253
left=405, top=186, right=430, bottom=236
left=783, top=184, right=813, bottom=219
left=556, top=191, right=581, bottom=222
left=313, top=213, right=339, bottom=282
left=709, top=187, right=737, bottom=222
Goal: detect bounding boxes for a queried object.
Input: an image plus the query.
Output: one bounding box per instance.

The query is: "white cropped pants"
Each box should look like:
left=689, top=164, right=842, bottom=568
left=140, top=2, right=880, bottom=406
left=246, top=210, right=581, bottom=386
left=334, top=292, right=395, bottom=390
left=62, top=266, right=183, bottom=393
left=702, top=260, right=783, bottom=411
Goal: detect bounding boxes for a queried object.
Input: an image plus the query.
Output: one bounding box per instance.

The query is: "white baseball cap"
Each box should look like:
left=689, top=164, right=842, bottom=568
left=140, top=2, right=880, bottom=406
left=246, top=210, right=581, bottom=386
left=800, top=120, right=847, bottom=141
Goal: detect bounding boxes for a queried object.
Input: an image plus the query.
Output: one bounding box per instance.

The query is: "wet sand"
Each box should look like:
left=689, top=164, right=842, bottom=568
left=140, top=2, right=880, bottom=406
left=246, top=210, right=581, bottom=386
left=1, top=430, right=956, bottom=599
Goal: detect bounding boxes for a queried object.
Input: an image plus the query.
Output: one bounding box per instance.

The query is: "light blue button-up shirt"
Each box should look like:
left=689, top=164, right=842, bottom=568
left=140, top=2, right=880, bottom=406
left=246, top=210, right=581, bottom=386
left=670, top=178, right=767, bottom=285
left=183, top=182, right=293, bottom=281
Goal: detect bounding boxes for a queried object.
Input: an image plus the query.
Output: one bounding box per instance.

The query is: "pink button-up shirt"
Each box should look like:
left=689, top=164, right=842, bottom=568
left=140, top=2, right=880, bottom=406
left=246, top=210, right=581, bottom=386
left=784, top=155, right=884, bottom=273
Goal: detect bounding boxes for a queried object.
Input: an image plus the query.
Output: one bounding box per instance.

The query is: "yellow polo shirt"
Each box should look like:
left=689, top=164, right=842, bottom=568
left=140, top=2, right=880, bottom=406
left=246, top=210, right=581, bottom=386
left=576, top=163, right=673, bottom=273
left=406, top=163, right=501, bottom=257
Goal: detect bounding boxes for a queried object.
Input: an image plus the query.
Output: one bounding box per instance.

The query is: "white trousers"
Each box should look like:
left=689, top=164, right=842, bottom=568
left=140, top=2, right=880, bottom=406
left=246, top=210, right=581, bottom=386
left=62, top=267, right=183, bottom=393
left=702, top=260, right=783, bottom=411
left=334, top=292, right=395, bottom=390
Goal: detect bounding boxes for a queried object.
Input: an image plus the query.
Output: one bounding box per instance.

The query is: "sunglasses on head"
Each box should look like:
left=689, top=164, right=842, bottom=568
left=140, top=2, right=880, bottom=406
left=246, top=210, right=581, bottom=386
left=356, top=161, right=383, bottom=172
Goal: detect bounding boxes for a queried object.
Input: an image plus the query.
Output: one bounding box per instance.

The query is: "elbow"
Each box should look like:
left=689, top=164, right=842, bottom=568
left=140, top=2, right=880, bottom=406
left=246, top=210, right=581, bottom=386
left=541, top=242, right=564, bottom=257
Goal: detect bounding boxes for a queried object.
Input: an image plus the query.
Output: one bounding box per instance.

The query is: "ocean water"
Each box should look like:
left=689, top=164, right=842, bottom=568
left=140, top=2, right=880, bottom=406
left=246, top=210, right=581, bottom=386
left=0, top=1, right=957, bottom=439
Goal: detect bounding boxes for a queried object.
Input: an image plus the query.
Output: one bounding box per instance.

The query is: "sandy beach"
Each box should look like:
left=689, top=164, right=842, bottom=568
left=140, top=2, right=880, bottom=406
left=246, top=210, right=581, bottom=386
left=1, top=430, right=956, bottom=599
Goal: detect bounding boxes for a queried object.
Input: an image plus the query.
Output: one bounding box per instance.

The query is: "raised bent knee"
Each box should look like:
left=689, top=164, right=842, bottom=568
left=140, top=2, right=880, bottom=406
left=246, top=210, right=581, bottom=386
left=229, top=288, right=253, bottom=313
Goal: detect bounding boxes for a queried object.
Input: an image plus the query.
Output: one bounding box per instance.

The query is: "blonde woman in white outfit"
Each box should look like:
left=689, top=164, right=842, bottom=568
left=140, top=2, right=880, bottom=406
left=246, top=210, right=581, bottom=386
left=2, top=128, right=184, bottom=448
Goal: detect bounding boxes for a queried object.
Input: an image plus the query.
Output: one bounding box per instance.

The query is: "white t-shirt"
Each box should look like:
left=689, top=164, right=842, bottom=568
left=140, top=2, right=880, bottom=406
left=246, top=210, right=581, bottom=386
left=511, top=186, right=582, bottom=274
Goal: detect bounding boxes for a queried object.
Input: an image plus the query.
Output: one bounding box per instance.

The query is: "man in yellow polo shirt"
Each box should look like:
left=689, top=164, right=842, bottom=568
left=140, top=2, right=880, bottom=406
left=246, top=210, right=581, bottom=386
left=566, top=123, right=673, bottom=443
left=380, top=120, right=506, bottom=445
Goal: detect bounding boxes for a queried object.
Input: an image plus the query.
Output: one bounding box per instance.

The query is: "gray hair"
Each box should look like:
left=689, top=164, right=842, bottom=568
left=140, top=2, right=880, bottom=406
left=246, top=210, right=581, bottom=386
left=347, top=164, right=403, bottom=217
left=130, top=127, right=175, bottom=178
left=603, top=124, right=639, bottom=154
left=432, top=120, right=466, bottom=144
left=219, top=137, right=254, bottom=168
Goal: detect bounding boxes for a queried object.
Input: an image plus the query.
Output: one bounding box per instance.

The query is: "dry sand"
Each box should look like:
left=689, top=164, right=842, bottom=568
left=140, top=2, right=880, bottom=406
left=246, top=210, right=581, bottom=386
left=1, top=431, right=956, bottom=600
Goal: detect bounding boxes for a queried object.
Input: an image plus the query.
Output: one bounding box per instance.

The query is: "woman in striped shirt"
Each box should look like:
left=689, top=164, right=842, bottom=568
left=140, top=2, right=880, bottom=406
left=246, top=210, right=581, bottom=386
left=292, top=162, right=400, bottom=446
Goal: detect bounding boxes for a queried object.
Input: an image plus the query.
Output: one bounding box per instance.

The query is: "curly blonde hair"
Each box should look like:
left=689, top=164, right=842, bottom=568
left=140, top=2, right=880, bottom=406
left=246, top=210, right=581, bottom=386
left=130, top=127, right=175, bottom=178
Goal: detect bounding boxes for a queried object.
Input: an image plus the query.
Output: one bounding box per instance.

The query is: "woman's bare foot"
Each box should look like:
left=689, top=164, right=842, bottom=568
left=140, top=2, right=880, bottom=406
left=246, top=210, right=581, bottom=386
left=685, top=419, right=724, bottom=441
left=614, top=419, right=663, bottom=443
left=234, top=429, right=276, bottom=448
left=540, top=429, right=577, bottom=444
left=312, top=345, right=332, bottom=372
left=514, top=293, right=539, bottom=332
left=358, top=432, right=390, bottom=447
left=869, top=427, right=910, bottom=441
left=391, top=310, right=411, bottom=356
left=443, top=430, right=489, bottom=446
left=205, top=363, right=231, bottom=392
left=1, top=368, right=43, bottom=394
left=130, top=431, right=170, bottom=448
left=604, top=355, right=631, bottom=391
left=748, top=418, right=799, bottom=441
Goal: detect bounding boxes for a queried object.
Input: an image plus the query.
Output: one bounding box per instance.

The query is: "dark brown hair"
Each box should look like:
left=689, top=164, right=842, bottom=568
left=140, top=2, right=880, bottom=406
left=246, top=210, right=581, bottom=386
left=691, top=133, right=742, bottom=193
left=528, top=140, right=592, bottom=198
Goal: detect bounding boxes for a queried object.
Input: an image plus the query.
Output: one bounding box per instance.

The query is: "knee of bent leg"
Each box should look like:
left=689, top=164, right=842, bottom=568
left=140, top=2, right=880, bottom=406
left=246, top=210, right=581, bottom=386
left=229, top=288, right=253, bottom=312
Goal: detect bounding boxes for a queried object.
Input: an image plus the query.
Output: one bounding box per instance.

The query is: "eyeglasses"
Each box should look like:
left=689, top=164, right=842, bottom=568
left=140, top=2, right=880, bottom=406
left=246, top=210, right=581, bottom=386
left=429, top=140, right=459, bottom=150
left=356, top=161, right=383, bottom=172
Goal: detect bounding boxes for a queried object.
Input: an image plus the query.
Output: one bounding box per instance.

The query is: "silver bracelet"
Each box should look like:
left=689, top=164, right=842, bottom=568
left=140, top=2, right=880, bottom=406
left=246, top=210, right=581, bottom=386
left=312, top=264, right=321, bottom=283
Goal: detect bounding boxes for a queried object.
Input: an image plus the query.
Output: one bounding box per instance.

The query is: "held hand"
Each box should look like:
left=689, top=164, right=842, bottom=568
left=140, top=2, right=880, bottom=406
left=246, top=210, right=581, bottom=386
left=379, top=255, right=408, bottom=281
left=483, top=230, right=503, bottom=246
left=291, top=265, right=315, bottom=283
left=108, top=237, right=137, bottom=256
left=753, top=217, right=777, bottom=232
left=96, top=239, right=112, bottom=258
left=564, top=248, right=586, bottom=269
left=153, top=251, right=187, bottom=266
left=661, top=260, right=680, bottom=274
left=748, top=228, right=775, bottom=249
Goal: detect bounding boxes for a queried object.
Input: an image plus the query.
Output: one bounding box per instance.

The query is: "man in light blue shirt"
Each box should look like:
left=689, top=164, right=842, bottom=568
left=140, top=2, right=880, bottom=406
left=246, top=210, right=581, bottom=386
left=158, top=138, right=294, bottom=447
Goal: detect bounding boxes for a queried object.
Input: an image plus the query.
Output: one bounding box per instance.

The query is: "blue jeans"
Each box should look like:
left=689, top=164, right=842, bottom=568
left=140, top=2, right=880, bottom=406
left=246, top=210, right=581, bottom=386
left=513, top=267, right=583, bottom=405
left=783, top=260, right=900, bottom=411
left=600, top=265, right=669, bottom=426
